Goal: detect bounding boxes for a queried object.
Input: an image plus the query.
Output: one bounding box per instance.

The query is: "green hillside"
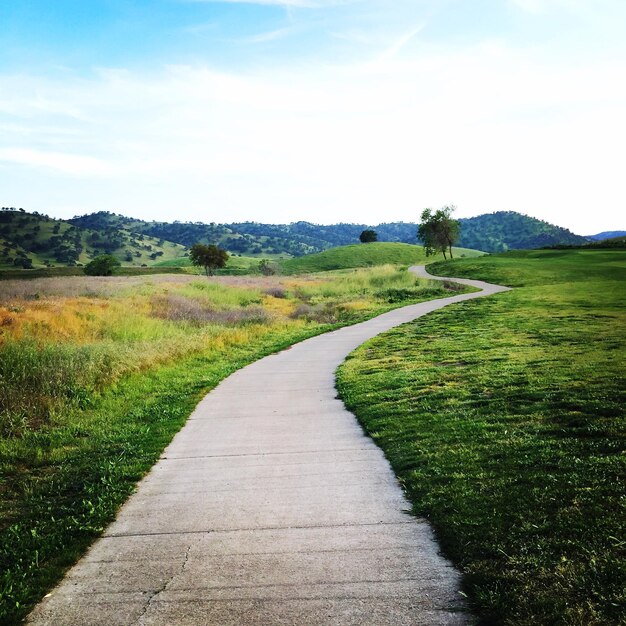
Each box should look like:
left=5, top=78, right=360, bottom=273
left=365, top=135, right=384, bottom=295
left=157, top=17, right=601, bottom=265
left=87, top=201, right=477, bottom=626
left=457, top=211, right=589, bottom=251
left=228, top=212, right=591, bottom=253
left=279, top=242, right=483, bottom=274
left=2, top=206, right=602, bottom=273
left=69, top=212, right=314, bottom=257
left=69, top=210, right=594, bottom=256
left=0, top=208, right=188, bottom=269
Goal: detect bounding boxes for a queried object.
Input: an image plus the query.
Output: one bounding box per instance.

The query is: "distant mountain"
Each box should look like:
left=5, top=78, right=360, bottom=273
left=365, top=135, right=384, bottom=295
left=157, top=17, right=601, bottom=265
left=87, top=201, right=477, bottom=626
left=1, top=206, right=598, bottom=269
left=587, top=231, right=626, bottom=241
left=69, top=213, right=320, bottom=257
left=456, top=211, right=589, bottom=251
left=232, top=212, right=590, bottom=253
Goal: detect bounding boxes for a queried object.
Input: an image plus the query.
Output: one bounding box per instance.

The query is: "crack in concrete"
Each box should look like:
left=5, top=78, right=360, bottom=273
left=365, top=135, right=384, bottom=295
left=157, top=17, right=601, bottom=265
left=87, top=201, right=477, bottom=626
left=132, top=543, right=192, bottom=625
left=160, top=447, right=377, bottom=460
left=104, top=520, right=416, bottom=539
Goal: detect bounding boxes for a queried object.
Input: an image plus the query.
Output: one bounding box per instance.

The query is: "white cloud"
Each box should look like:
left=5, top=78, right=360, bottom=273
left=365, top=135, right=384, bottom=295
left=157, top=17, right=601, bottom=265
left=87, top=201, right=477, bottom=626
left=1, top=39, right=625, bottom=232
left=376, top=24, right=425, bottom=63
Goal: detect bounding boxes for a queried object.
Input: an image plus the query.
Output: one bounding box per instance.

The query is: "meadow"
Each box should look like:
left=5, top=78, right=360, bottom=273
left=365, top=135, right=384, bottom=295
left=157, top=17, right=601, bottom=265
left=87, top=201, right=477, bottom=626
left=0, top=264, right=465, bottom=624
left=337, top=249, right=625, bottom=625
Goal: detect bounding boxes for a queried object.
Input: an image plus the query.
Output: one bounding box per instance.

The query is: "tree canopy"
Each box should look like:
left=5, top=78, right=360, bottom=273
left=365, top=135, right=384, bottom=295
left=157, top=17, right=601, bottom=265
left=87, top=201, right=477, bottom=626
left=83, top=254, right=121, bottom=276
left=417, top=206, right=460, bottom=260
left=359, top=229, right=378, bottom=243
left=189, top=243, right=229, bottom=276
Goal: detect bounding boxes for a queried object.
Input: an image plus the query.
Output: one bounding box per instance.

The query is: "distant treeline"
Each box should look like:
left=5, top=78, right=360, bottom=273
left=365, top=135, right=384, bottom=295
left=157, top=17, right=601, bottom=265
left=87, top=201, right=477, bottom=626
left=544, top=236, right=626, bottom=250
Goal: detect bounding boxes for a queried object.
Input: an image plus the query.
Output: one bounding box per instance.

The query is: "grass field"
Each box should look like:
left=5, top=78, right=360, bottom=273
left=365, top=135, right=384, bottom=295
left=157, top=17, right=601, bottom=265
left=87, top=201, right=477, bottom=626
left=279, top=242, right=484, bottom=274
left=337, top=249, right=625, bottom=625
left=0, top=265, right=468, bottom=624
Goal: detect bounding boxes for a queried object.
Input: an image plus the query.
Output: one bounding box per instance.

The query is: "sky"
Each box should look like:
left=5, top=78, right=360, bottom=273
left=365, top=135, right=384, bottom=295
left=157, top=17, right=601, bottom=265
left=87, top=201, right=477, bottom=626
left=1, top=0, right=625, bottom=234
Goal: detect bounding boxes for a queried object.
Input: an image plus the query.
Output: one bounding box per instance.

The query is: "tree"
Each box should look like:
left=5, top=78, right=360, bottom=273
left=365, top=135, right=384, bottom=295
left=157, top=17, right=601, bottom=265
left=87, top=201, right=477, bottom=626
left=417, top=206, right=460, bottom=260
left=84, top=254, right=121, bottom=276
left=189, top=243, right=229, bottom=276
left=359, top=229, right=378, bottom=243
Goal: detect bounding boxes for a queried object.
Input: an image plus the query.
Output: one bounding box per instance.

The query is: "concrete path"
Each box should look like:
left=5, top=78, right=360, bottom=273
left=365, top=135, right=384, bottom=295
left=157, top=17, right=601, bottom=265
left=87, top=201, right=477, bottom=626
left=27, top=267, right=509, bottom=626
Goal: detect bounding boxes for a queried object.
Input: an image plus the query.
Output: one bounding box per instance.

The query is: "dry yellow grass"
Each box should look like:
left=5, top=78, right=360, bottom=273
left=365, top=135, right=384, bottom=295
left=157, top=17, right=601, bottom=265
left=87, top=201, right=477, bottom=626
left=0, top=266, right=442, bottom=437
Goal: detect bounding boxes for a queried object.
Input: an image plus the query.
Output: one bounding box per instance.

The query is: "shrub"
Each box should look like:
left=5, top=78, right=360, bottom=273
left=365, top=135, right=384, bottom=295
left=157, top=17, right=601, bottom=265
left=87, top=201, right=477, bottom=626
left=259, top=259, right=279, bottom=276
left=264, top=287, right=287, bottom=299
left=375, top=287, right=443, bottom=303
left=84, top=255, right=121, bottom=276
left=289, top=302, right=351, bottom=324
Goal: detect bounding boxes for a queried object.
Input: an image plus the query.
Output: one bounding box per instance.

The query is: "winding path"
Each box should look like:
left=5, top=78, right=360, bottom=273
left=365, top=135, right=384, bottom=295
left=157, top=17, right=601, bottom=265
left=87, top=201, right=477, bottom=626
left=28, top=267, right=509, bottom=626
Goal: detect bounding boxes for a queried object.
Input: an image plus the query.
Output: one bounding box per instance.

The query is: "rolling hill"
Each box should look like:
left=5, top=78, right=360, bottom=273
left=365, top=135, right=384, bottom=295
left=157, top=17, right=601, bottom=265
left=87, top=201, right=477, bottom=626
left=69, top=213, right=319, bottom=257
left=279, top=242, right=484, bottom=274
left=70, top=210, right=593, bottom=254
left=0, top=206, right=604, bottom=271
left=229, top=212, right=590, bottom=253
left=0, top=209, right=188, bottom=269
left=587, top=230, right=626, bottom=241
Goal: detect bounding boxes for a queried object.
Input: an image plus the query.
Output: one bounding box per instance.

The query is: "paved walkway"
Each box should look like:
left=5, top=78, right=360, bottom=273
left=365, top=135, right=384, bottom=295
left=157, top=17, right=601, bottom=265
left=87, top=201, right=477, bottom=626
left=27, top=267, right=509, bottom=626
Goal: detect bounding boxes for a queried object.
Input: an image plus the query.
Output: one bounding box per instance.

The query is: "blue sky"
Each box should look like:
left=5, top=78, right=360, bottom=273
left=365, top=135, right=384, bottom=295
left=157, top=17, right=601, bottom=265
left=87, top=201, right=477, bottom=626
left=1, top=0, right=625, bottom=232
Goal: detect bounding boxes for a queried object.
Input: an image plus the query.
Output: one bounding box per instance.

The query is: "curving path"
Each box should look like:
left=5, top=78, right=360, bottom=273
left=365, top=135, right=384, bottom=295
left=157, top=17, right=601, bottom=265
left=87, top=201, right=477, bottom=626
left=27, top=267, right=509, bottom=626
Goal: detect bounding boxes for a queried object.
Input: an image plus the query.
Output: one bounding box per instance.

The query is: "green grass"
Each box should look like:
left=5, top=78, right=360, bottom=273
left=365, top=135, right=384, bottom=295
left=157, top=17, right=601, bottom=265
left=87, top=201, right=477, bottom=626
left=426, top=249, right=626, bottom=287
left=337, top=250, right=625, bottom=625
left=279, top=242, right=483, bottom=274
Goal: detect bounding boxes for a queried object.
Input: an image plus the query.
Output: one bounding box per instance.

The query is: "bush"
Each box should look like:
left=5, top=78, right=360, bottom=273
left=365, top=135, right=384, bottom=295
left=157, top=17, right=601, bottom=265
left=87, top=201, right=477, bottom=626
left=83, top=255, right=121, bottom=276
left=375, top=287, right=443, bottom=303
left=264, top=287, right=287, bottom=298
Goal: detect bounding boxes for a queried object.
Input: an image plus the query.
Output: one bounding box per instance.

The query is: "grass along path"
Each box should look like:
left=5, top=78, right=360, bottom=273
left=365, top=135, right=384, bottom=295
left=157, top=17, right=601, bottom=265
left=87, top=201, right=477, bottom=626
left=336, top=250, right=625, bottom=625
left=0, top=265, right=469, bottom=624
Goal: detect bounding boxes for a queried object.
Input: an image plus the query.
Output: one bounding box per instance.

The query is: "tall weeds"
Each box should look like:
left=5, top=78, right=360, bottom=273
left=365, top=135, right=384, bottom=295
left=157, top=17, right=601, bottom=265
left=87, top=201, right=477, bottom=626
left=0, top=267, right=451, bottom=438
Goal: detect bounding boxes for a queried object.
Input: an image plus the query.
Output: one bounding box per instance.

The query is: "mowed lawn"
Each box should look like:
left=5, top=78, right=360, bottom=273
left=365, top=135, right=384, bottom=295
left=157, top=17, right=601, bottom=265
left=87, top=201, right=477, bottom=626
left=337, top=250, right=625, bottom=625
left=0, top=264, right=468, bottom=624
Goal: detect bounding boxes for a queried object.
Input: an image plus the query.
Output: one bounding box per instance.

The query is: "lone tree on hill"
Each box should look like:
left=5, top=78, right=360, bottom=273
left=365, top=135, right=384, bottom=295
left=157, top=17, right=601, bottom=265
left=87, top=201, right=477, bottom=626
left=83, top=254, right=120, bottom=276
left=359, top=229, right=378, bottom=243
left=189, top=243, right=229, bottom=276
left=417, top=206, right=460, bottom=260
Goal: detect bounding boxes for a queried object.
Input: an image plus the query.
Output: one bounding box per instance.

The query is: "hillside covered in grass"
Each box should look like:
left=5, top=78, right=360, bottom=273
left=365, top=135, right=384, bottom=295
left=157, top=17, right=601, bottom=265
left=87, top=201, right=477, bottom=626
left=337, top=249, right=626, bottom=625
left=0, top=208, right=188, bottom=269
left=279, top=242, right=483, bottom=274
left=69, top=212, right=318, bottom=257
left=229, top=212, right=591, bottom=253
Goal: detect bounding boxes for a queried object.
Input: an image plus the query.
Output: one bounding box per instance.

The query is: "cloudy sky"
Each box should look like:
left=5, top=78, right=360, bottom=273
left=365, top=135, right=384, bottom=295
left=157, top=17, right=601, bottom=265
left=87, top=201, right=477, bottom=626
left=1, top=0, right=625, bottom=233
